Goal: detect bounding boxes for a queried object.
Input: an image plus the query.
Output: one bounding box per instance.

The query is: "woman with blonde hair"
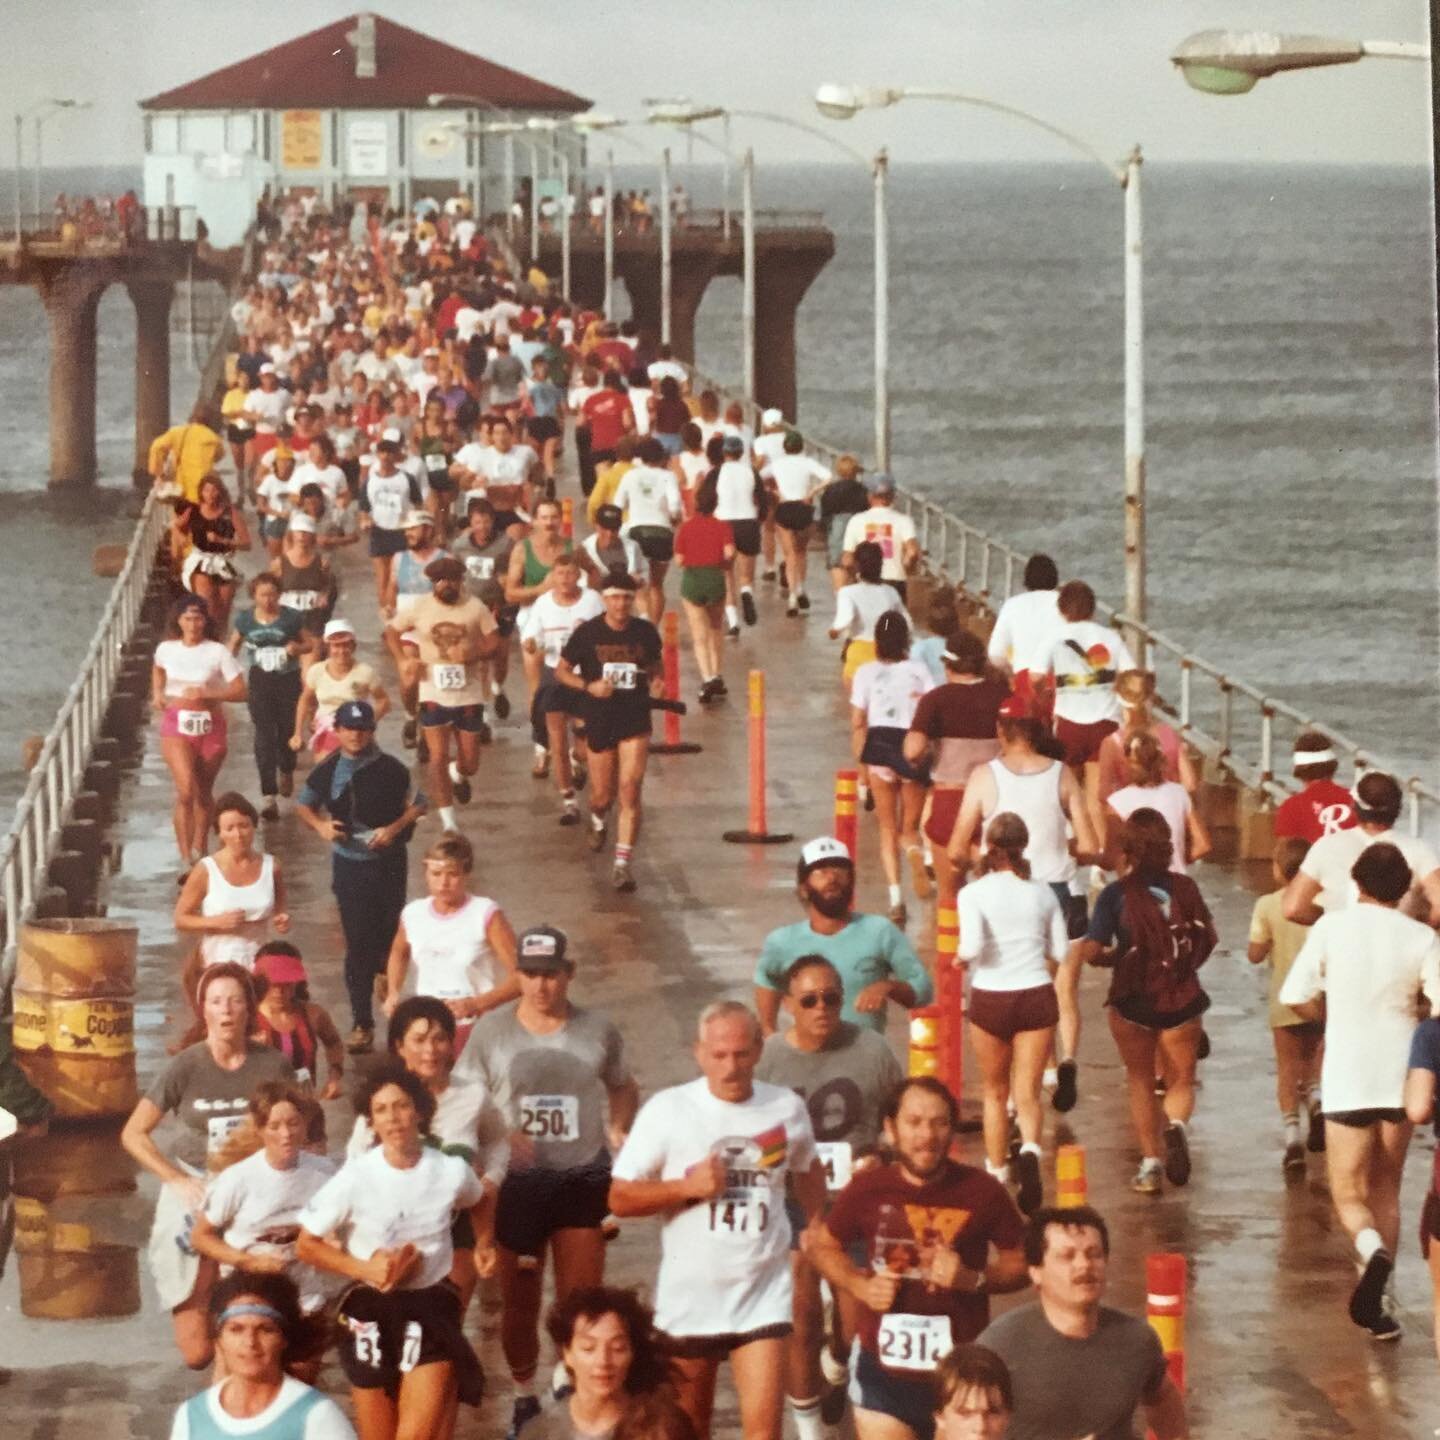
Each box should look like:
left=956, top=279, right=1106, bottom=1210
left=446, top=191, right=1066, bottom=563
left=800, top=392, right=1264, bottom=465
left=1105, top=732, right=1210, bottom=876
left=1096, top=669, right=1197, bottom=802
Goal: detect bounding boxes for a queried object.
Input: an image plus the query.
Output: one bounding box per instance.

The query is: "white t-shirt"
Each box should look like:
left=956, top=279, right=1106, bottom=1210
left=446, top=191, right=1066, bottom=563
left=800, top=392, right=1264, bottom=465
left=169, top=1376, right=355, bottom=1440
left=291, top=462, right=347, bottom=508
left=841, top=506, right=917, bottom=582
left=611, top=1077, right=817, bottom=1338
left=753, top=432, right=788, bottom=470
left=355, top=352, right=397, bottom=385
left=202, top=1150, right=338, bottom=1311
left=475, top=445, right=538, bottom=491
left=298, top=1145, right=483, bottom=1291
left=767, top=453, right=831, bottom=504
left=1279, top=904, right=1440, bottom=1110
left=1048, top=621, right=1134, bottom=726
left=629, top=390, right=654, bottom=436
left=346, top=1080, right=510, bottom=1188
left=850, top=659, right=933, bottom=730
left=1299, top=826, right=1440, bottom=915
left=614, top=465, right=682, bottom=531
left=399, top=894, right=503, bottom=1004
left=245, top=388, right=289, bottom=434
left=831, top=582, right=907, bottom=643
left=714, top=460, right=759, bottom=522
left=364, top=470, right=414, bottom=532
left=256, top=471, right=298, bottom=521
left=454, top=306, right=485, bottom=342
left=522, top=589, right=604, bottom=667
left=1109, top=781, right=1193, bottom=874
left=154, top=640, right=243, bottom=701
left=957, top=871, right=1068, bottom=992
left=987, top=589, right=1065, bottom=675
left=648, top=359, right=689, bottom=386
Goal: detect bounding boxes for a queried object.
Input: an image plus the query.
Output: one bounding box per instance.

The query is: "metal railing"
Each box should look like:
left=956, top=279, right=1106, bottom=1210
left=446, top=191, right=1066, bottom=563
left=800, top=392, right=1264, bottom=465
left=0, top=493, right=169, bottom=974
left=678, top=359, right=1440, bottom=839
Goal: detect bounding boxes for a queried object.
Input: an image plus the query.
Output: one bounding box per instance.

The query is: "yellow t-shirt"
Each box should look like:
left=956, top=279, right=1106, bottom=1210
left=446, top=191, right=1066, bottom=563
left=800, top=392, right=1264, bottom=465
left=1249, top=889, right=1311, bottom=1028
left=308, top=660, right=380, bottom=722
left=586, top=460, right=632, bottom=525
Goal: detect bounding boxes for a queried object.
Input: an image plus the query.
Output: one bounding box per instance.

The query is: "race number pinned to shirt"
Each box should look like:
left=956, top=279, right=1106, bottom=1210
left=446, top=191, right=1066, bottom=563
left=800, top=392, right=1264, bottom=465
left=520, top=1094, right=579, bottom=1142
left=465, top=556, right=495, bottom=582
left=602, top=662, right=638, bottom=691
left=424, top=453, right=449, bottom=474
left=704, top=1132, right=781, bottom=1238
left=254, top=646, right=290, bottom=673
left=431, top=663, right=466, bottom=691
left=206, top=1112, right=246, bottom=1156
left=279, top=590, right=322, bottom=612
left=816, top=1141, right=854, bottom=1192
left=177, top=709, right=213, bottom=738
left=877, top=1313, right=953, bottom=1374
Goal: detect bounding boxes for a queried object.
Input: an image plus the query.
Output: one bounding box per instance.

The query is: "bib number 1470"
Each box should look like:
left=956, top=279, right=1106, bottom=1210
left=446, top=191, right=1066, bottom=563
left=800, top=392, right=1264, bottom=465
left=707, top=1198, right=769, bottom=1235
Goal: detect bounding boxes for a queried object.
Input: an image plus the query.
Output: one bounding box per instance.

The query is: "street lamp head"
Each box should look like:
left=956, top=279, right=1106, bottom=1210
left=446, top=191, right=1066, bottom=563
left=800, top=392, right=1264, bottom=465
left=814, top=84, right=906, bottom=120
left=647, top=102, right=726, bottom=125
left=526, top=117, right=560, bottom=132
left=572, top=111, right=624, bottom=132
left=1170, top=30, right=1364, bottom=90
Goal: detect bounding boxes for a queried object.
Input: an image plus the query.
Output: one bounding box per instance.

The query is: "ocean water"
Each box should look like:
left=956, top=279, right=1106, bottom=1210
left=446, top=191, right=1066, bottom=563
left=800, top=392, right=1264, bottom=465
left=0, top=162, right=1435, bottom=810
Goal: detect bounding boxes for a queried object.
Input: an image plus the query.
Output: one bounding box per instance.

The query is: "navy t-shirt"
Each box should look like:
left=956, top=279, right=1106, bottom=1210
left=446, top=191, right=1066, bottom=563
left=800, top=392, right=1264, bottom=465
left=233, top=607, right=308, bottom=675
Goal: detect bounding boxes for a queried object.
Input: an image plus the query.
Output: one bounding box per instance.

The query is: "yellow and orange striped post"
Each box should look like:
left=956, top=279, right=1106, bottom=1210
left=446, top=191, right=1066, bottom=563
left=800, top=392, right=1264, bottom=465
left=721, top=672, right=793, bottom=845
left=834, top=769, right=859, bottom=869
left=1146, top=1253, right=1187, bottom=1395
left=935, top=959, right=964, bottom=1107
left=1055, top=1145, right=1088, bottom=1208
left=560, top=497, right=574, bottom=540
left=908, top=1007, right=942, bottom=1077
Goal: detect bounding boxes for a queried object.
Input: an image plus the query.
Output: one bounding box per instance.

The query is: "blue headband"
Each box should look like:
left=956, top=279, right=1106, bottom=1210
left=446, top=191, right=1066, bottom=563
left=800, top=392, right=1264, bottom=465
left=219, top=1302, right=284, bottom=1327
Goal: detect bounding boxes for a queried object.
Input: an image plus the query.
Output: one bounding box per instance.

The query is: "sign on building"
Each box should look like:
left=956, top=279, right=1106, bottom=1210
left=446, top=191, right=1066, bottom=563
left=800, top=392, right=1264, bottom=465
left=347, top=119, right=388, bottom=177
left=281, top=110, right=324, bottom=170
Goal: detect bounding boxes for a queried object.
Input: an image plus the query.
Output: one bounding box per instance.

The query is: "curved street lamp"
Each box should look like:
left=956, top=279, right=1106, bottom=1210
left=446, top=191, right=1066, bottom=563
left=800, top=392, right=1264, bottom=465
left=815, top=83, right=1147, bottom=653
left=1169, top=29, right=1428, bottom=95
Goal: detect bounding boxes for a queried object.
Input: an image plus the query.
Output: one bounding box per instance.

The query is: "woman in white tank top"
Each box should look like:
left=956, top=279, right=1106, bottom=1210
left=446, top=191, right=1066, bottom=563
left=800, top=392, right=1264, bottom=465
left=1106, top=732, right=1210, bottom=875
left=384, top=835, right=520, bottom=1047
left=175, top=794, right=288, bottom=997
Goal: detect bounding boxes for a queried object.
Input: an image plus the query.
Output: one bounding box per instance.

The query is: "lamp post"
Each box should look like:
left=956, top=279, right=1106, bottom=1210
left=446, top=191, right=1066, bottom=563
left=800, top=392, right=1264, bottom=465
left=427, top=94, right=521, bottom=237
left=1169, top=29, right=1428, bottom=94
left=742, top=146, right=756, bottom=400
left=815, top=83, right=1145, bottom=653
left=33, top=100, right=89, bottom=223
left=13, top=98, right=85, bottom=239
left=659, top=146, right=672, bottom=344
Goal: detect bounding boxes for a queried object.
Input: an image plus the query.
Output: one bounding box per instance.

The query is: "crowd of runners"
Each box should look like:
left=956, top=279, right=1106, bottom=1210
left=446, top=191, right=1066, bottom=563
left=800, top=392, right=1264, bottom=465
left=6, top=185, right=1423, bottom=1440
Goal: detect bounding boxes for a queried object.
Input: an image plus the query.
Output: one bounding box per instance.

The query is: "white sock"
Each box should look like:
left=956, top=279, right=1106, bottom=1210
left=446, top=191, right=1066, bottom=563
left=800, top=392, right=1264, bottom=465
left=725, top=605, right=739, bottom=627
left=1283, top=1114, right=1301, bottom=1147
left=449, top=760, right=463, bottom=784
left=888, top=883, right=902, bottom=907
left=1167, top=1117, right=1186, bottom=1134
left=1020, top=1141, right=1042, bottom=1158
left=742, top=585, right=754, bottom=597
left=789, top=1398, right=826, bottom=1440
left=439, top=805, right=458, bottom=831
left=1356, top=1227, right=1385, bottom=1264
left=985, top=1160, right=1011, bottom=1183
left=590, top=811, right=606, bottom=831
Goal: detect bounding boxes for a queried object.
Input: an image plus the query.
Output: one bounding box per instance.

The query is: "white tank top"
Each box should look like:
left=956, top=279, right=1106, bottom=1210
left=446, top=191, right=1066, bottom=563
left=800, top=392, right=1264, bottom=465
left=985, top=759, right=1075, bottom=884
left=401, top=894, right=501, bottom=1003
left=200, top=853, right=276, bottom=967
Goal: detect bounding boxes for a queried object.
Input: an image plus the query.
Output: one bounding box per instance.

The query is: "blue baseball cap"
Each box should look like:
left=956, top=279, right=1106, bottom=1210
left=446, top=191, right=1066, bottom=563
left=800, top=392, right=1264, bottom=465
left=334, top=699, right=376, bottom=731
left=866, top=472, right=896, bottom=496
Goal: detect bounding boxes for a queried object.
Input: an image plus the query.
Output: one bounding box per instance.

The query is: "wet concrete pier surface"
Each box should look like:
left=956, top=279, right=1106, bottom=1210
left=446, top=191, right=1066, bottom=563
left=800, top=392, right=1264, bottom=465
left=3, top=507, right=1438, bottom=1440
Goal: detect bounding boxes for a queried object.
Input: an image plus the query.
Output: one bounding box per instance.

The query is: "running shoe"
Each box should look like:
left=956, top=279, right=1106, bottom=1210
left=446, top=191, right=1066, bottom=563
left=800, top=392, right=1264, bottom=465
left=453, top=774, right=472, bottom=805
left=1307, top=1103, right=1327, bottom=1153
left=726, top=623, right=740, bottom=639
left=762, top=568, right=777, bottom=583
left=741, top=591, right=758, bottom=626
left=346, top=1026, right=374, bottom=1055
left=1162, top=1121, right=1191, bottom=1187
left=1349, top=1249, right=1394, bottom=1332
left=260, top=798, right=280, bottom=821
left=820, top=1378, right=849, bottom=1426
left=1366, top=1313, right=1402, bottom=1343
left=532, top=745, right=551, bottom=778
left=507, top=1395, right=542, bottom=1440
left=476, top=721, right=493, bottom=746
left=907, top=845, right=933, bottom=900
left=888, top=901, right=907, bottom=928
left=1015, top=1149, right=1044, bottom=1217
left=786, top=601, right=798, bottom=617
left=1283, top=1140, right=1306, bottom=1172
left=797, top=592, right=811, bottom=612
left=698, top=681, right=717, bottom=705
left=713, top=676, right=728, bottom=696
left=559, top=799, right=580, bottom=827
left=1052, top=1059, right=1079, bottom=1114
left=587, top=819, right=607, bottom=853
left=494, top=689, right=511, bottom=720
left=402, top=718, right=418, bottom=749
left=613, top=862, right=637, bottom=893
left=601, top=1214, right=621, bottom=1241
left=1131, top=1159, right=1163, bottom=1195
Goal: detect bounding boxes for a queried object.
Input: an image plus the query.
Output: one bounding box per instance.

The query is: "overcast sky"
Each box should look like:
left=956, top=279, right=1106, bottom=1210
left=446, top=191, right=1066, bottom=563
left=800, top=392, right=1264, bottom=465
left=8, top=0, right=1433, bottom=169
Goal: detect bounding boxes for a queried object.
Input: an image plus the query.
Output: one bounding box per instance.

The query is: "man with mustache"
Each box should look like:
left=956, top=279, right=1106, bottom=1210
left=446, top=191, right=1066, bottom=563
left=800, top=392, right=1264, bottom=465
left=753, top=837, right=933, bottom=1040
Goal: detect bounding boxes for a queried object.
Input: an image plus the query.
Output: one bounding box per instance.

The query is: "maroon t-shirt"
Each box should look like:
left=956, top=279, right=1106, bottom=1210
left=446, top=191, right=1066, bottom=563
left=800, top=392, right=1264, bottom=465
left=826, top=1160, right=1025, bottom=1360
left=910, top=679, right=1009, bottom=787
left=1274, top=779, right=1357, bottom=843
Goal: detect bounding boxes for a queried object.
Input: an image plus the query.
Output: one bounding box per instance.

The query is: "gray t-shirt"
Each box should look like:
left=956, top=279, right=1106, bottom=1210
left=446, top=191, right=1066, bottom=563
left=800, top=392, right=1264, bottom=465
left=483, top=354, right=526, bottom=404
left=454, top=1003, right=630, bottom=1171
left=756, top=1022, right=903, bottom=1170
left=978, top=1303, right=1167, bottom=1440
left=145, top=1043, right=296, bottom=1172
left=519, top=1403, right=614, bottom=1440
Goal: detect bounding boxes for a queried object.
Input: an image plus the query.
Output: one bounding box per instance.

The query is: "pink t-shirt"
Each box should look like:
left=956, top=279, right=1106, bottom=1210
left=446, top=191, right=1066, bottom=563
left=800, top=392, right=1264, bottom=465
left=1109, top=780, right=1192, bottom=874
left=1097, top=722, right=1183, bottom=802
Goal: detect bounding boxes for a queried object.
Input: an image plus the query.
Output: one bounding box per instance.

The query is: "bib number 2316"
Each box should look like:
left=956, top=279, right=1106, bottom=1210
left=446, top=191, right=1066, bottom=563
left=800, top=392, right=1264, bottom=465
left=877, top=1314, right=952, bottom=1374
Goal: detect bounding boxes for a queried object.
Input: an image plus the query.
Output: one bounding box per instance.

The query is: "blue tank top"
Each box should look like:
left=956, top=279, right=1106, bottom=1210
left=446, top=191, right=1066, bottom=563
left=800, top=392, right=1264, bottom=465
left=394, top=546, right=449, bottom=601
left=183, top=1382, right=327, bottom=1439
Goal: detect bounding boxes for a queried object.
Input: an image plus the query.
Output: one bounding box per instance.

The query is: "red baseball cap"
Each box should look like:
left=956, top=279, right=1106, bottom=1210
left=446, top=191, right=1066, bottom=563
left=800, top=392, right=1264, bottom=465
left=254, top=949, right=308, bottom=985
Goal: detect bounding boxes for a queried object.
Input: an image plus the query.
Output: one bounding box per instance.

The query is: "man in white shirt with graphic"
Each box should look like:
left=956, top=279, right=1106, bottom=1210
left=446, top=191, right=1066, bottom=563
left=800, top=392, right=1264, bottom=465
left=841, top=475, right=919, bottom=602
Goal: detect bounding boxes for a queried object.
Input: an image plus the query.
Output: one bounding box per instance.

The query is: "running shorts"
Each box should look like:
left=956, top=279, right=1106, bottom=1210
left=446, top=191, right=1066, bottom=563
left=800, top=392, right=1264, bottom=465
left=1111, top=990, right=1210, bottom=1032
left=775, top=501, right=815, bottom=533
left=1326, top=1107, right=1408, bottom=1129
left=629, top=525, right=675, bottom=564
left=495, top=1159, right=612, bottom=1257
left=925, top=786, right=963, bottom=848
left=661, top=1322, right=793, bottom=1361
left=261, top=517, right=288, bottom=543
left=583, top=704, right=651, bottom=754
left=368, top=527, right=407, bottom=558
left=968, top=983, right=1060, bottom=1041
left=160, top=705, right=227, bottom=762
left=527, top=415, right=561, bottom=444
left=849, top=1346, right=937, bottom=1440
left=225, top=424, right=251, bottom=446
left=728, top=519, right=762, bottom=557
left=420, top=701, right=487, bottom=733
left=338, top=1282, right=484, bottom=1402
left=1054, top=716, right=1119, bottom=768
left=681, top=565, right=727, bottom=607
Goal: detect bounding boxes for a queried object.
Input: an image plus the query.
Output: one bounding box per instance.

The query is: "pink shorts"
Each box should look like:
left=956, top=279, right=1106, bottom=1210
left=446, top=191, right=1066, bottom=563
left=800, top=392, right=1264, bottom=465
left=160, top=706, right=227, bottom=762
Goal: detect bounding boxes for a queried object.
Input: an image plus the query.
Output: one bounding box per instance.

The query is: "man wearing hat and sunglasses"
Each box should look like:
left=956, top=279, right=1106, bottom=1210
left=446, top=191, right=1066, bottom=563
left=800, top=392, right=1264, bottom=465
left=754, top=838, right=932, bottom=1042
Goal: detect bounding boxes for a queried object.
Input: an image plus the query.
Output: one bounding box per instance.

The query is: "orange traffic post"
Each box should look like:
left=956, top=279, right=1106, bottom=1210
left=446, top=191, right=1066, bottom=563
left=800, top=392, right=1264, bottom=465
left=652, top=612, right=702, bottom=756
left=1146, top=1253, right=1187, bottom=1395
left=1056, top=1145, right=1088, bottom=1208
left=560, top=497, right=574, bottom=539
left=722, top=671, right=794, bottom=844
left=834, top=769, right=859, bottom=871
left=908, top=1007, right=942, bottom=1077
left=934, top=959, right=964, bottom=1109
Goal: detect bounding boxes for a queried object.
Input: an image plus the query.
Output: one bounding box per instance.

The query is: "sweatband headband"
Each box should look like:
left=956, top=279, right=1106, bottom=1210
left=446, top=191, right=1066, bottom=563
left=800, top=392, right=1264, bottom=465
left=1294, top=748, right=1336, bottom=766
left=218, top=1302, right=284, bottom=1327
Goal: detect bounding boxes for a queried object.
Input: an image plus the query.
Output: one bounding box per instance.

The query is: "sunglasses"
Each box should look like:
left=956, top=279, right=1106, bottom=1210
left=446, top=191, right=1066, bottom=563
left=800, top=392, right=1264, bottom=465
left=797, top=989, right=843, bottom=1010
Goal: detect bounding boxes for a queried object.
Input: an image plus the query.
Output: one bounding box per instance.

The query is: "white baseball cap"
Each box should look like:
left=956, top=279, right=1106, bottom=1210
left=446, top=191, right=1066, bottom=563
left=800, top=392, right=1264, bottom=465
left=259, top=362, right=277, bottom=375
left=379, top=427, right=404, bottom=447
left=762, top=407, right=784, bottom=428
left=323, top=618, right=355, bottom=640
left=403, top=509, right=433, bottom=529
left=799, top=836, right=853, bottom=874
left=287, top=513, right=318, bottom=534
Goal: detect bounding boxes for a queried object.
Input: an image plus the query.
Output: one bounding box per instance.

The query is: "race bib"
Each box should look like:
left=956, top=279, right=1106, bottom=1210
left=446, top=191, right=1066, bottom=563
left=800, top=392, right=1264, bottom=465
left=519, top=1094, right=579, bottom=1142
left=255, top=646, right=289, bottom=673
left=177, top=709, right=213, bottom=737
left=465, top=556, right=495, bottom=581
left=293, top=1067, right=313, bottom=1087
left=206, top=1112, right=245, bottom=1154
left=349, top=1318, right=382, bottom=1366
left=816, top=1141, right=854, bottom=1192
left=431, top=663, right=466, bottom=692
left=602, top=662, right=638, bottom=691
left=424, top=453, right=448, bottom=473
left=877, top=1314, right=953, bottom=1374
left=704, top=1134, right=773, bottom=1238
left=280, top=589, right=322, bottom=611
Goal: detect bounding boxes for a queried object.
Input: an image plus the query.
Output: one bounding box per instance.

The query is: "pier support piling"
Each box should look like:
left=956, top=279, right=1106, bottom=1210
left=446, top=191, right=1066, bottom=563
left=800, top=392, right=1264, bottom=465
left=40, top=265, right=111, bottom=487
left=128, top=277, right=173, bottom=477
